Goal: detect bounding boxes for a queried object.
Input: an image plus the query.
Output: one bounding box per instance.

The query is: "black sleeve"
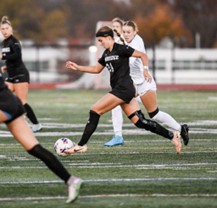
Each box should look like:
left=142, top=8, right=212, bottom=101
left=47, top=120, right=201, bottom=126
left=98, top=50, right=106, bottom=67
left=2, top=39, right=22, bottom=61
left=119, top=45, right=135, bottom=58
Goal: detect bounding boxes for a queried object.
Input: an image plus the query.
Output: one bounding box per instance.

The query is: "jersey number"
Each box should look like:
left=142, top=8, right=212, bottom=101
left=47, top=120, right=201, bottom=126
left=106, top=63, right=114, bottom=73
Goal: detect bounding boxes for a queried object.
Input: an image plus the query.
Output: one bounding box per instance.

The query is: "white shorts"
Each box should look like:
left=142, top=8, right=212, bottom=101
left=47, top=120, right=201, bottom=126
left=134, top=79, right=157, bottom=97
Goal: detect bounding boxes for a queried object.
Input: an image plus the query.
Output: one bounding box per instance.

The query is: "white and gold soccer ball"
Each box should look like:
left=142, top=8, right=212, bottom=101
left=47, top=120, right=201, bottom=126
left=54, top=137, right=75, bottom=156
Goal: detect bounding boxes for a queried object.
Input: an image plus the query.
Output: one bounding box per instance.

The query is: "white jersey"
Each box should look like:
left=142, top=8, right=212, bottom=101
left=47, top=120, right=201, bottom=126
left=128, top=34, right=156, bottom=96
left=128, top=34, right=146, bottom=84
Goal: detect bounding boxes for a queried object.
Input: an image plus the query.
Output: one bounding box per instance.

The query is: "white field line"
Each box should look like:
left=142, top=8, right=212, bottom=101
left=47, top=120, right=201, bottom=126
left=0, top=162, right=216, bottom=170
left=0, top=177, right=217, bottom=185
left=1, top=119, right=217, bottom=137
left=1, top=128, right=217, bottom=137
left=1, top=193, right=217, bottom=202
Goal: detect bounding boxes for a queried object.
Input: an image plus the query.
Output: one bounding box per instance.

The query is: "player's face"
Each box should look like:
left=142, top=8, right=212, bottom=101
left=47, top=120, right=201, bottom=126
left=112, top=22, right=122, bottom=34
left=122, top=25, right=136, bottom=44
left=97, top=36, right=112, bottom=49
left=0, top=23, right=13, bottom=39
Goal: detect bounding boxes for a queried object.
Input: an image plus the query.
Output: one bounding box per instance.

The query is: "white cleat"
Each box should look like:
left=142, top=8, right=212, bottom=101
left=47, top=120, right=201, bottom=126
left=171, top=131, right=182, bottom=154
left=74, top=145, right=88, bottom=153
left=66, top=176, right=83, bottom=203
left=32, top=123, right=42, bottom=132
left=64, top=144, right=88, bottom=154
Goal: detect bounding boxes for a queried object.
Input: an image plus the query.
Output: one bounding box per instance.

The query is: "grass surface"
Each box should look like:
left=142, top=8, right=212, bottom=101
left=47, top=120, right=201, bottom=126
left=0, top=89, right=217, bottom=208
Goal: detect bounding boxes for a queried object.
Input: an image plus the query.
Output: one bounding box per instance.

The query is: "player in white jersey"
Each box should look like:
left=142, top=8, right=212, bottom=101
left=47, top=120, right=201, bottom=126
left=105, top=20, right=189, bottom=147
left=124, top=20, right=189, bottom=145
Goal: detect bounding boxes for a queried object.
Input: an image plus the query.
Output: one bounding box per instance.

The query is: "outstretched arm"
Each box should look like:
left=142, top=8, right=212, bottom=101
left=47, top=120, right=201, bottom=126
left=66, top=61, right=104, bottom=74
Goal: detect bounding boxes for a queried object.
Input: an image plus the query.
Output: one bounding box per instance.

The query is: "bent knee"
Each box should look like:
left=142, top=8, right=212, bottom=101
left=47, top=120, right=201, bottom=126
left=90, top=106, right=102, bottom=115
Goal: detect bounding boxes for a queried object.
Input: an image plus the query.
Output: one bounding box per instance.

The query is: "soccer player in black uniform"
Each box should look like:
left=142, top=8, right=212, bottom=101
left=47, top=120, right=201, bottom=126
left=65, top=26, right=182, bottom=155
left=0, top=73, right=82, bottom=203
left=0, top=16, right=42, bottom=132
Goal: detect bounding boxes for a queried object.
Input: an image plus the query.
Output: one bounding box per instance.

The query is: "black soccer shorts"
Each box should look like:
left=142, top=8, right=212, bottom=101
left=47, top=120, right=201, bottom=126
left=0, top=88, right=25, bottom=124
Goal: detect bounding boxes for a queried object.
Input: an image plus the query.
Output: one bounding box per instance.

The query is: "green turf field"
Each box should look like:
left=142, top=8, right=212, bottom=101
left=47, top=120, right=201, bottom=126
left=0, top=89, right=217, bottom=208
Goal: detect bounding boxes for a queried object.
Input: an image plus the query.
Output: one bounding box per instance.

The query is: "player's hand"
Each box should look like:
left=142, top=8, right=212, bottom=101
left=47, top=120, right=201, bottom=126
left=1, top=66, right=7, bottom=73
left=143, top=69, right=152, bottom=82
left=65, top=61, right=78, bottom=71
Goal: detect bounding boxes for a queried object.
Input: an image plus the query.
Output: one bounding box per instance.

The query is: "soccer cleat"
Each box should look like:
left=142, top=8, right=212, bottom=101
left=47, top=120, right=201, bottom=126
left=104, top=135, right=124, bottom=147
left=181, top=124, right=189, bottom=146
left=171, top=131, right=182, bottom=154
left=66, top=176, right=83, bottom=203
left=32, top=123, right=42, bottom=132
left=64, top=144, right=88, bottom=154
left=74, top=145, right=88, bottom=153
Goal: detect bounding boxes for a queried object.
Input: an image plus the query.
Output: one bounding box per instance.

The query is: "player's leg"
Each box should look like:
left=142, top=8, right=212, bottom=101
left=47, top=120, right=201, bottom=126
left=6, top=116, right=82, bottom=203
left=65, top=93, right=124, bottom=154
left=140, top=90, right=189, bottom=145
left=141, top=90, right=180, bottom=130
left=4, top=81, right=14, bottom=92
left=104, top=105, right=124, bottom=147
left=0, top=110, right=11, bottom=123
left=14, top=82, right=42, bottom=132
left=7, top=116, right=72, bottom=181
left=121, top=98, right=181, bottom=154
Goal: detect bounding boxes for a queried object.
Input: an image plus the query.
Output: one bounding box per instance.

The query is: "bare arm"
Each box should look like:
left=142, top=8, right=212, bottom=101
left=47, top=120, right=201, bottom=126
left=131, top=50, right=152, bottom=82
left=1, top=66, right=7, bottom=73
left=65, top=61, right=104, bottom=74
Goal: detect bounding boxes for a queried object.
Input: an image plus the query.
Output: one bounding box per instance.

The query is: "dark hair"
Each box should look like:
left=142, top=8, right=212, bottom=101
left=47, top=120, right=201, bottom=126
left=123, top=20, right=138, bottom=32
left=1, top=16, right=12, bottom=26
left=112, top=17, right=124, bottom=27
left=96, top=26, right=114, bottom=38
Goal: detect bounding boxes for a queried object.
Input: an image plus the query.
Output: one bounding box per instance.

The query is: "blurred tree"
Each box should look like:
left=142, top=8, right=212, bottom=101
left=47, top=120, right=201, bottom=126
left=134, top=3, right=192, bottom=47
left=171, top=0, right=217, bottom=48
left=65, top=0, right=130, bottom=43
left=40, top=10, right=68, bottom=43
left=0, top=0, right=215, bottom=47
left=129, top=0, right=159, bottom=15
left=0, top=0, right=42, bottom=40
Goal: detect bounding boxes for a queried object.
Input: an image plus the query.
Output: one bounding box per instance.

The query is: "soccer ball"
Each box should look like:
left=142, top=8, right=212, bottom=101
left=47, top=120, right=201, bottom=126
left=54, top=137, right=76, bottom=156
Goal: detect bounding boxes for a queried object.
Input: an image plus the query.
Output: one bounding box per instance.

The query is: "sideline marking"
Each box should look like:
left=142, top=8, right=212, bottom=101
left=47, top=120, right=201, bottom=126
left=1, top=119, right=217, bottom=137
left=0, top=162, right=216, bottom=170
left=1, top=193, right=217, bottom=202
left=1, top=128, right=217, bottom=137
left=0, top=177, right=216, bottom=185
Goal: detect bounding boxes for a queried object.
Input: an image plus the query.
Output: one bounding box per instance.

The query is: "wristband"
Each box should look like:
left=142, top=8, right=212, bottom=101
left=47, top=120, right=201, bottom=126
left=143, top=66, right=149, bottom=70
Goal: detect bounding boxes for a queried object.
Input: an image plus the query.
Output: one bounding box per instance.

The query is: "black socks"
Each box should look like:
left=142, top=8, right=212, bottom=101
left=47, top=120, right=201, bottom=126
left=28, top=144, right=71, bottom=183
left=23, top=103, right=39, bottom=124
left=78, top=110, right=100, bottom=146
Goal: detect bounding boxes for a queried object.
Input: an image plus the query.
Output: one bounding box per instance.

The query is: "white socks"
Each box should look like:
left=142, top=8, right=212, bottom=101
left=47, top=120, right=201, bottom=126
left=152, top=110, right=181, bottom=131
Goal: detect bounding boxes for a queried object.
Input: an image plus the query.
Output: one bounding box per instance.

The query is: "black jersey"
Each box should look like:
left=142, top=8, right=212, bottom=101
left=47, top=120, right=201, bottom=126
left=98, top=43, right=135, bottom=103
left=98, top=43, right=135, bottom=89
left=0, top=74, right=6, bottom=91
left=1, top=35, right=29, bottom=78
